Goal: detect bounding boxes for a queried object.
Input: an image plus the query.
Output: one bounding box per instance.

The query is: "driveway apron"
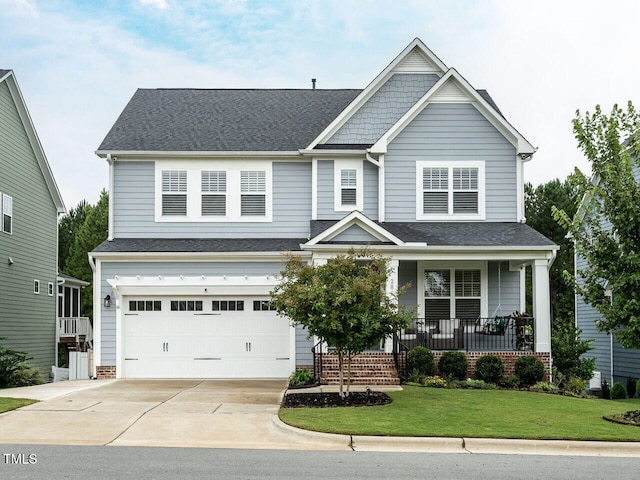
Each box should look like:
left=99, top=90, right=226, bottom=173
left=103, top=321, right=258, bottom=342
left=0, top=379, right=348, bottom=450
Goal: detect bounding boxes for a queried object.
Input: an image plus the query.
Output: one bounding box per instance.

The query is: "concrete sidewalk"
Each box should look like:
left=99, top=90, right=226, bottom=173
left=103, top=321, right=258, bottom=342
left=1, top=380, right=639, bottom=456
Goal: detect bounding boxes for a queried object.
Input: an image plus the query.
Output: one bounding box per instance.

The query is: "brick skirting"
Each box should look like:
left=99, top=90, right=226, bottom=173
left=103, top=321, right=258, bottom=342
left=96, top=366, right=117, bottom=379
left=431, top=351, right=551, bottom=382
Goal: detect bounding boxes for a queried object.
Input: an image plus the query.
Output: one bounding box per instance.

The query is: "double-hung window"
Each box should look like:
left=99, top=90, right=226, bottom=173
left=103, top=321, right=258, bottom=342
left=417, top=162, right=484, bottom=220
left=2, top=193, right=12, bottom=234
left=423, top=268, right=482, bottom=320
left=340, top=169, right=357, bottom=206
left=201, top=171, right=226, bottom=216
left=161, top=170, right=187, bottom=216
left=240, top=171, right=266, bottom=216
left=334, top=160, right=363, bottom=211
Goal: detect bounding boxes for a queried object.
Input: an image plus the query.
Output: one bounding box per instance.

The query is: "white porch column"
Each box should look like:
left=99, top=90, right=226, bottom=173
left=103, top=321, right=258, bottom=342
left=384, top=259, right=399, bottom=353
left=532, top=259, right=551, bottom=352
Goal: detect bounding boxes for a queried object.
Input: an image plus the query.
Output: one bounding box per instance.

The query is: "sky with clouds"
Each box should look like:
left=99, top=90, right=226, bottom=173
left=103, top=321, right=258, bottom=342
left=1, top=0, right=639, bottom=209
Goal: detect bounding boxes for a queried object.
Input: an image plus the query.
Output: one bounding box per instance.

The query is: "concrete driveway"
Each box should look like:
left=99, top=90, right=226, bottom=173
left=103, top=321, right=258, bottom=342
left=0, top=379, right=349, bottom=450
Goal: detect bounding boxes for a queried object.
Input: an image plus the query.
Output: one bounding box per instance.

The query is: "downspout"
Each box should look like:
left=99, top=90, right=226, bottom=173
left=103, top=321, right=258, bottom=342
left=106, top=154, right=115, bottom=241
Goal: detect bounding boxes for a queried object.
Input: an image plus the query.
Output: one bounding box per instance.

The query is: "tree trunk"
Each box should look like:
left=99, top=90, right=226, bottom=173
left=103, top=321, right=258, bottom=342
left=346, top=352, right=352, bottom=397
left=337, top=349, right=345, bottom=398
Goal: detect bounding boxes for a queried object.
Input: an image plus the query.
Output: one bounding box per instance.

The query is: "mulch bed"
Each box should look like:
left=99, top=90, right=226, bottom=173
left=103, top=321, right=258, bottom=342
left=603, top=410, right=640, bottom=427
left=282, top=391, right=392, bottom=408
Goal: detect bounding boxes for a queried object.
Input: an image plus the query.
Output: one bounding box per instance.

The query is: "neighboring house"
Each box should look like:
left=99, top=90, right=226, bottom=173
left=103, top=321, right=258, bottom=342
left=576, top=167, right=640, bottom=388
left=91, top=38, right=557, bottom=382
left=0, top=69, right=66, bottom=376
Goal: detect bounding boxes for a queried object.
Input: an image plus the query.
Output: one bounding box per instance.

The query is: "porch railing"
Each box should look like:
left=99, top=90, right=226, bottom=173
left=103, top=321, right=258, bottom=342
left=396, top=316, right=535, bottom=354
left=57, top=317, right=93, bottom=344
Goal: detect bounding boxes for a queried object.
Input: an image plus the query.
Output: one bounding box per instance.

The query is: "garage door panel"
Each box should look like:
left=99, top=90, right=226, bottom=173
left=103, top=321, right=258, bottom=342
left=122, top=296, right=290, bottom=379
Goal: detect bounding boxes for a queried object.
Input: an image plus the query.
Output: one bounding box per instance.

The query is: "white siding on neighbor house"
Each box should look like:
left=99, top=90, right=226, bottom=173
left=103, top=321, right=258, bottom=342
left=328, top=74, right=440, bottom=144
left=384, top=103, right=517, bottom=222
left=113, top=161, right=312, bottom=238
left=99, top=261, right=285, bottom=365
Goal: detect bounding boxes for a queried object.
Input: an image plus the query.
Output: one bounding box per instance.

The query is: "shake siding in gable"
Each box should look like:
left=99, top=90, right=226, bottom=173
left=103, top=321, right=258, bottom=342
left=0, top=80, right=57, bottom=374
left=384, top=103, right=517, bottom=222
left=112, top=161, right=311, bottom=238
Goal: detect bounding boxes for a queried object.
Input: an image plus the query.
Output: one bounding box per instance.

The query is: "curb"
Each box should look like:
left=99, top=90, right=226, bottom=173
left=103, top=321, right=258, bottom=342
left=352, top=435, right=465, bottom=453
left=463, top=437, right=640, bottom=457
left=271, top=415, right=352, bottom=449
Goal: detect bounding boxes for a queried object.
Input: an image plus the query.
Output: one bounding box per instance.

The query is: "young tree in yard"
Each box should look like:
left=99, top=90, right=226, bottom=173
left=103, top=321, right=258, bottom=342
left=271, top=249, right=412, bottom=397
left=64, top=190, right=109, bottom=318
left=58, top=200, right=89, bottom=273
left=553, top=101, right=640, bottom=349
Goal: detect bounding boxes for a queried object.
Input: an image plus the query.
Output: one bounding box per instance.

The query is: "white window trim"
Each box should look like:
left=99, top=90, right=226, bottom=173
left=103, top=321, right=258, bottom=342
left=154, top=160, right=272, bottom=222
left=2, top=193, right=13, bottom=234
left=334, top=160, right=364, bottom=212
left=48, top=282, right=54, bottom=296
left=34, top=279, right=40, bottom=295
left=415, top=161, right=485, bottom=220
left=416, top=261, right=488, bottom=318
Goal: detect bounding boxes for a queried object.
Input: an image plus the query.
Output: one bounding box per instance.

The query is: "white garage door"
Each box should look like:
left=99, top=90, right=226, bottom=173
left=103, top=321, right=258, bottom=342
left=122, top=297, right=291, bottom=378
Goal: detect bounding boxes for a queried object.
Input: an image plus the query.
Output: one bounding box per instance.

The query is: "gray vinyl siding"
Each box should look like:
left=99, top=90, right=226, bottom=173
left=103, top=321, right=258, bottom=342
left=296, top=325, right=313, bottom=367
left=385, top=103, right=517, bottom=222
left=398, top=261, right=418, bottom=315
left=113, top=161, right=311, bottom=238
left=99, top=261, right=285, bottom=365
left=316, top=159, right=378, bottom=220
left=0, top=80, right=58, bottom=375
left=331, top=225, right=380, bottom=243
left=487, top=261, right=520, bottom=317
left=328, top=74, right=440, bottom=144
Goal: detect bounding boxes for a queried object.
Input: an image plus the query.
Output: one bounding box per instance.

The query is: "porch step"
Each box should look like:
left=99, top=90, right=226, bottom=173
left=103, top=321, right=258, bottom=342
left=319, top=352, right=401, bottom=386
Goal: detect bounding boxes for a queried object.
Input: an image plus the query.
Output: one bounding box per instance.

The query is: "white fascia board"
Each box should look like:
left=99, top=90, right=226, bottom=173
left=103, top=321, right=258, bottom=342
left=3, top=72, right=66, bottom=214
left=95, top=150, right=302, bottom=159
left=90, top=251, right=311, bottom=262
left=305, top=211, right=404, bottom=246
left=108, top=275, right=279, bottom=288
left=305, top=38, right=447, bottom=150
left=371, top=68, right=535, bottom=156
left=299, top=149, right=368, bottom=157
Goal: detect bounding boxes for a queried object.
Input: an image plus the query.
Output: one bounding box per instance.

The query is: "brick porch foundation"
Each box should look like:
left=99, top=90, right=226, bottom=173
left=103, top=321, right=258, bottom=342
left=96, top=366, right=117, bottom=379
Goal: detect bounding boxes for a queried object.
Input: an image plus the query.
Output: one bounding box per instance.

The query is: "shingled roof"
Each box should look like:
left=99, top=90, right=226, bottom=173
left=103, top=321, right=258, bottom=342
left=92, top=237, right=306, bottom=253
left=97, top=89, right=361, bottom=152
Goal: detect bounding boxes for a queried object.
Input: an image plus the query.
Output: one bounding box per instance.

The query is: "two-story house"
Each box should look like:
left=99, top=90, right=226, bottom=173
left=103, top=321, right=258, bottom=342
left=91, top=39, right=557, bottom=381
left=0, top=69, right=66, bottom=376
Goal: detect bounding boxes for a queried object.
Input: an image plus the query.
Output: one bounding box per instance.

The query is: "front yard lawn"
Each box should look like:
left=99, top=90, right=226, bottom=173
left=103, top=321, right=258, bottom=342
left=0, top=397, right=36, bottom=414
left=279, top=386, right=640, bottom=441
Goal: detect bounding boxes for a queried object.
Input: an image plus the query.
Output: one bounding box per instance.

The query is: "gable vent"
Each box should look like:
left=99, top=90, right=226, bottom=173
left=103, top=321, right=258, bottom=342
left=395, top=49, right=440, bottom=74
left=430, top=79, right=469, bottom=103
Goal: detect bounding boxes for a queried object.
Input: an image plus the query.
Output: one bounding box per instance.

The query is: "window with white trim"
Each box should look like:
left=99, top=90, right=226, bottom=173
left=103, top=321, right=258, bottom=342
left=240, top=171, right=266, bottom=216
left=334, top=160, right=363, bottom=211
left=423, top=269, right=481, bottom=320
left=48, top=282, right=54, bottom=296
left=416, top=162, right=484, bottom=220
left=201, top=171, right=226, bottom=216
left=2, top=193, right=12, bottom=234
left=162, top=170, right=187, bottom=216
left=34, top=279, right=40, bottom=295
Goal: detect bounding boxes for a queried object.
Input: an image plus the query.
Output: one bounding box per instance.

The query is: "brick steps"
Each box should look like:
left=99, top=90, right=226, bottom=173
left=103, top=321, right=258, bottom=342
left=318, top=352, right=400, bottom=385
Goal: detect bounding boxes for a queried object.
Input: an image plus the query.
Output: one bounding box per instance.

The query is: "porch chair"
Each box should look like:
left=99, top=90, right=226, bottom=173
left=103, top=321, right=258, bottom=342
left=429, top=318, right=464, bottom=350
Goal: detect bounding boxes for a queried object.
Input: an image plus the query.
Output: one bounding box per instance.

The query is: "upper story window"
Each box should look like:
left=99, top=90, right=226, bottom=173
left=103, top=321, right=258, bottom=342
left=2, top=193, right=13, bottom=234
left=155, top=160, right=272, bottom=222
left=201, top=171, right=226, bottom=216
left=241, top=171, right=266, bottom=216
left=162, top=170, right=187, bottom=216
left=334, top=160, right=363, bottom=212
left=416, top=161, right=485, bottom=220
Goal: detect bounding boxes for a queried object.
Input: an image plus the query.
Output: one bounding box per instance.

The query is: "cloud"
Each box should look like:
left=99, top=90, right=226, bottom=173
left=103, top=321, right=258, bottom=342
left=138, top=0, right=168, bottom=9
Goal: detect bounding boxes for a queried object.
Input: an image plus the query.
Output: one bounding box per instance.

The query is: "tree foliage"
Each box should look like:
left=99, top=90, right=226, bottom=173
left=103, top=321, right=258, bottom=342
left=58, top=199, right=89, bottom=273
left=525, top=179, right=578, bottom=325
left=553, top=101, right=640, bottom=349
left=62, top=190, right=109, bottom=318
left=270, top=249, right=412, bottom=396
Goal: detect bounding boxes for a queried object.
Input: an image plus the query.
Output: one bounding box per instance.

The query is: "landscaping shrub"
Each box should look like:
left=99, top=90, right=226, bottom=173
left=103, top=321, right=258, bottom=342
left=438, top=351, right=468, bottom=380
left=565, top=377, right=588, bottom=396
left=530, top=381, right=558, bottom=393
left=422, top=375, right=447, bottom=388
left=407, top=369, right=425, bottom=384
left=474, top=354, right=504, bottom=384
left=407, top=347, right=435, bottom=376
left=514, top=356, right=545, bottom=386
left=0, top=339, right=43, bottom=388
left=289, top=368, right=314, bottom=386
left=627, top=377, right=637, bottom=398
left=610, top=382, right=627, bottom=400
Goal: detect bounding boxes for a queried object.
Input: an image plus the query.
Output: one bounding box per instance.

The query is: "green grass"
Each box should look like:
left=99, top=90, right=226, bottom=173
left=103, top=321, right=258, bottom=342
left=279, top=386, right=640, bottom=441
left=0, top=397, right=37, bottom=413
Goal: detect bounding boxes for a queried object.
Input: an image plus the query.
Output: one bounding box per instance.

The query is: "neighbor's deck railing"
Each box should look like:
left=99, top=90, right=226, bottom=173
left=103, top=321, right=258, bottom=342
left=57, top=317, right=92, bottom=343
left=396, top=316, right=535, bottom=353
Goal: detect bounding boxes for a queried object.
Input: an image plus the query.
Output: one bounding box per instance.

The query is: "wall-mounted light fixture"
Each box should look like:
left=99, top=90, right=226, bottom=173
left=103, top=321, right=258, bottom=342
left=7, top=257, right=13, bottom=265
left=104, top=294, right=111, bottom=308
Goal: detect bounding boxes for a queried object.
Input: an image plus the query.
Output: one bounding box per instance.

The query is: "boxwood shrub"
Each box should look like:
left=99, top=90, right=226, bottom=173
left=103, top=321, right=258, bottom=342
left=474, top=354, right=504, bottom=384
left=438, top=351, right=468, bottom=380
left=514, top=356, right=545, bottom=386
left=407, top=346, right=435, bottom=376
